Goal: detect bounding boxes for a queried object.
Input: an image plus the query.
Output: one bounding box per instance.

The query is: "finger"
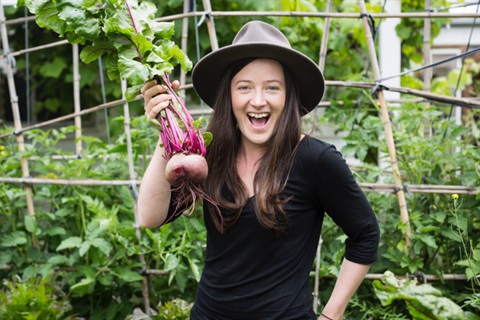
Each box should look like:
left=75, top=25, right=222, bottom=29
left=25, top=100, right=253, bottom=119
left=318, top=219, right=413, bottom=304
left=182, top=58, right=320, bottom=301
left=171, top=80, right=180, bottom=90
left=144, top=93, right=172, bottom=114
left=146, top=93, right=172, bottom=110
left=146, top=100, right=171, bottom=121
left=141, top=79, right=157, bottom=95
left=143, top=85, right=170, bottom=116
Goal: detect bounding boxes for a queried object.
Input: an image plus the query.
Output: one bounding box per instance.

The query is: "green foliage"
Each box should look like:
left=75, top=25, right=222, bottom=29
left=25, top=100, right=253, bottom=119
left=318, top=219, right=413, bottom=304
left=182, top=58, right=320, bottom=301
left=0, top=118, right=205, bottom=319
left=450, top=195, right=480, bottom=286
left=396, top=0, right=450, bottom=68
left=19, top=0, right=191, bottom=101
left=373, top=271, right=466, bottom=319
left=0, top=275, right=75, bottom=320
left=2, top=0, right=480, bottom=318
left=125, top=299, right=191, bottom=320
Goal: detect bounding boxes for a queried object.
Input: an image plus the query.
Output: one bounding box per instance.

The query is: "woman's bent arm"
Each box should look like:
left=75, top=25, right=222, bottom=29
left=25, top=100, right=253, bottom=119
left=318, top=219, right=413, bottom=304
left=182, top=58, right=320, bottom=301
left=137, top=79, right=180, bottom=228
left=319, top=258, right=370, bottom=320
left=137, top=140, right=172, bottom=228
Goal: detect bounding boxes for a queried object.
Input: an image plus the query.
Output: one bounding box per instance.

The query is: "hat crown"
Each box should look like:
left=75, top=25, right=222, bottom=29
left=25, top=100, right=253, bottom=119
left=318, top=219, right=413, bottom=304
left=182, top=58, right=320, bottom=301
left=232, top=21, right=291, bottom=49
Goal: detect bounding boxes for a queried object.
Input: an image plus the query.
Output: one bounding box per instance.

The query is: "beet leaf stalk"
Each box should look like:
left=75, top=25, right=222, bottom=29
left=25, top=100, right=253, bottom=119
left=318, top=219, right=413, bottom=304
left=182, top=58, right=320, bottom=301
left=156, top=73, right=207, bottom=159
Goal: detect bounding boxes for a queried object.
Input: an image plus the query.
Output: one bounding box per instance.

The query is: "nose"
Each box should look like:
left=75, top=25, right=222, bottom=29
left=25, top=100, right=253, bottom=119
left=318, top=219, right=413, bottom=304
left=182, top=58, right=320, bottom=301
left=250, top=89, right=266, bottom=107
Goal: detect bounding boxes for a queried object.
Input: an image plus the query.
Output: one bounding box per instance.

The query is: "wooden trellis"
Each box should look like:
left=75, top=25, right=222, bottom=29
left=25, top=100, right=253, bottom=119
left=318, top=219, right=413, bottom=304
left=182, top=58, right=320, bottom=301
left=1, top=0, right=479, bottom=314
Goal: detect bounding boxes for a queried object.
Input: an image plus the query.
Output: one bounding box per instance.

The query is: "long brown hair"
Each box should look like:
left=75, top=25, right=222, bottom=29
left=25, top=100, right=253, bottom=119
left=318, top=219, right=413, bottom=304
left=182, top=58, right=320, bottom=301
left=204, top=58, right=302, bottom=234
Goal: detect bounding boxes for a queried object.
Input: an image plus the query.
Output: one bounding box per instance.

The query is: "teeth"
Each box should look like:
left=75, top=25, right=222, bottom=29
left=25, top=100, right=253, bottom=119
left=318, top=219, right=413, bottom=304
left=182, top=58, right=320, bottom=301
left=248, top=113, right=269, bottom=119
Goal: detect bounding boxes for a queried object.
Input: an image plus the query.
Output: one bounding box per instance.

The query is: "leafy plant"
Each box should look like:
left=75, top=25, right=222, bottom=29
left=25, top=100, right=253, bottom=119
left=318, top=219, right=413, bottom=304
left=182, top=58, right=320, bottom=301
left=2, top=0, right=480, bottom=318
left=450, top=194, right=480, bottom=288
left=396, top=0, right=450, bottom=68
left=19, top=0, right=191, bottom=101
left=126, top=298, right=192, bottom=320
left=373, top=271, right=466, bottom=320
left=0, top=119, right=205, bottom=319
left=0, top=275, right=75, bottom=320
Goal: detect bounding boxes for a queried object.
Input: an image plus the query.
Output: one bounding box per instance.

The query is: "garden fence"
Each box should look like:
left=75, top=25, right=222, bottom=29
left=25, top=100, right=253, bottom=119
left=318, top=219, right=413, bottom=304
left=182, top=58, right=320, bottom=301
left=1, top=0, right=479, bottom=314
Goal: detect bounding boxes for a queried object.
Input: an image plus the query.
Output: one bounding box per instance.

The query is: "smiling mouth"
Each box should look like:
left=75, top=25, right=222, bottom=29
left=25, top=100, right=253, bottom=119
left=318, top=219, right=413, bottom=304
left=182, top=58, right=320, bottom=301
left=248, top=112, right=270, bottom=127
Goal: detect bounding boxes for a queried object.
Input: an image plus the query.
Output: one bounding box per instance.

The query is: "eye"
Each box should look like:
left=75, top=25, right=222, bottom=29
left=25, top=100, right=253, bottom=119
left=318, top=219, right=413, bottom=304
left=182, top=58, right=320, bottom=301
left=266, top=85, right=280, bottom=91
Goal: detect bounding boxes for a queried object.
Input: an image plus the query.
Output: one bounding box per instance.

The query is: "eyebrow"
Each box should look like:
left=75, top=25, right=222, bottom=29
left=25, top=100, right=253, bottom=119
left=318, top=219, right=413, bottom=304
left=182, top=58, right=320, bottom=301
left=233, top=79, right=284, bottom=85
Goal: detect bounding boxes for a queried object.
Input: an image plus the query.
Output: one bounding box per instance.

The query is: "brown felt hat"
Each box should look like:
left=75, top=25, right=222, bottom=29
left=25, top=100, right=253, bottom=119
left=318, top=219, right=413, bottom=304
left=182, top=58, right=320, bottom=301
left=191, top=20, right=325, bottom=115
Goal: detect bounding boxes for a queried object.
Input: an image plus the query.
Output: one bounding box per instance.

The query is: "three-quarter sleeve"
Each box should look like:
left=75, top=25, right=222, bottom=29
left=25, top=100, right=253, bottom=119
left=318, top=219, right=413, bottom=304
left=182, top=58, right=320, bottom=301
left=314, top=145, right=380, bottom=264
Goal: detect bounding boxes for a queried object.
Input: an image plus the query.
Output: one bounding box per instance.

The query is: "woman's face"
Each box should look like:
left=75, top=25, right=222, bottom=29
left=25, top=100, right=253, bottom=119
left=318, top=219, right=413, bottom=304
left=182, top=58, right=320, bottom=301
left=230, top=59, right=286, bottom=150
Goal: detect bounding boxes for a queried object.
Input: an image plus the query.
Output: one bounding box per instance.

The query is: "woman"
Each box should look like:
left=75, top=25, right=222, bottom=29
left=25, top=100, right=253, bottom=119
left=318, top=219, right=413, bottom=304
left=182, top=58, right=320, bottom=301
left=139, top=21, right=380, bottom=320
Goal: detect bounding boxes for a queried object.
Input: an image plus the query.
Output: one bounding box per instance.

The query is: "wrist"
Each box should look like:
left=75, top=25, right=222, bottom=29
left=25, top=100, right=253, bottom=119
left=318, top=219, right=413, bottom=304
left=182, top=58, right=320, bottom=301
left=319, top=313, right=334, bottom=320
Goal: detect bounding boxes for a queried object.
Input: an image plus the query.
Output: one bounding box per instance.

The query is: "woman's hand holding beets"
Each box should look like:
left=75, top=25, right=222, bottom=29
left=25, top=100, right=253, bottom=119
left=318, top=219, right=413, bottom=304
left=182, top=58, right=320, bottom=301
left=141, top=79, right=180, bottom=121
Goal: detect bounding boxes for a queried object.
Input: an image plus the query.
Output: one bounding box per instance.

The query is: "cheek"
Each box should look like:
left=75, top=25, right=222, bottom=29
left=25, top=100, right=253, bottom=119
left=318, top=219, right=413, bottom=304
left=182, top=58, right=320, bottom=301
left=275, top=96, right=287, bottom=113
left=231, top=94, right=245, bottom=114
left=230, top=100, right=242, bottom=122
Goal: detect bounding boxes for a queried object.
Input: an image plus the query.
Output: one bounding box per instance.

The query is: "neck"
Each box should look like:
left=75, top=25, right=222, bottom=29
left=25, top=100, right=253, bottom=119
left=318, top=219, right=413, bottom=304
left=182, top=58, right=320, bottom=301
left=236, top=142, right=266, bottom=197
left=237, top=141, right=266, bottom=166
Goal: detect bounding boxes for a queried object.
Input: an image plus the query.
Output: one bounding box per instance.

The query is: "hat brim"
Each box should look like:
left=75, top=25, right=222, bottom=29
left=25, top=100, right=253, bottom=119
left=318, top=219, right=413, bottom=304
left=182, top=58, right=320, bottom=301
left=191, top=43, right=325, bottom=115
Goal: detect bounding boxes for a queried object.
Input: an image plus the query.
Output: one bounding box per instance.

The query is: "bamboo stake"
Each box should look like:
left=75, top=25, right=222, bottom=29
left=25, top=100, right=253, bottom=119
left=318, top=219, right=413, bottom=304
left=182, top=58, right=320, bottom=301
left=180, top=0, right=190, bottom=102
left=423, top=0, right=433, bottom=137
left=311, top=0, right=332, bottom=132
left=4, top=10, right=480, bottom=27
left=2, top=79, right=478, bottom=140
left=326, top=81, right=480, bottom=107
left=121, top=80, right=151, bottom=314
left=0, top=39, right=68, bottom=59
left=201, top=0, right=219, bottom=51
left=1, top=177, right=477, bottom=195
left=313, top=0, right=332, bottom=312
left=4, top=14, right=36, bottom=25
left=0, top=3, right=35, bottom=218
left=363, top=273, right=468, bottom=281
left=155, top=11, right=480, bottom=23
left=73, top=44, right=82, bottom=155
left=0, top=263, right=469, bottom=281
left=358, top=0, right=412, bottom=247
left=318, top=1, right=332, bottom=72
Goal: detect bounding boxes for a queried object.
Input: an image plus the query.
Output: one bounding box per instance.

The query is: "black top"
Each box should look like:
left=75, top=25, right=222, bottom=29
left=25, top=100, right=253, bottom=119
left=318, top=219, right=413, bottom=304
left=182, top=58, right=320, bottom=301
left=168, top=136, right=380, bottom=319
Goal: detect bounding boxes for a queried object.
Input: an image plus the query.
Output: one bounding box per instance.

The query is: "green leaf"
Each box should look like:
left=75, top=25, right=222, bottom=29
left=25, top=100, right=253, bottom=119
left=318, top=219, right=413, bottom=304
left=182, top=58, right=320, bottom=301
left=395, top=24, right=412, bottom=39
left=39, top=57, right=67, bottom=78
left=118, top=55, right=149, bottom=85
left=465, top=312, right=480, bottom=320
left=151, top=21, right=175, bottom=40
left=56, top=236, right=82, bottom=251
left=79, top=241, right=91, bottom=257
left=80, top=42, right=116, bottom=64
left=374, top=271, right=465, bottom=320
left=45, top=226, right=67, bottom=236
left=35, top=1, right=66, bottom=36
left=113, top=266, right=144, bottom=282
left=1, top=231, right=27, bottom=247
left=125, top=84, right=144, bottom=102
left=44, top=98, right=61, bottom=112
left=164, top=253, right=179, bottom=271
left=416, top=233, right=437, bottom=249
left=132, top=1, right=159, bottom=35
left=70, top=277, right=95, bottom=296
left=58, top=3, right=100, bottom=42
left=169, top=44, right=192, bottom=72
left=98, top=273, right=114, bottom=286
left=24, top=214, right=37, bottom=233
left=21, top=0, right=50, bottom=14
left=203, top=132, right=212, bottom=146
left=189, top=259, right=201, bottom=282
left=108, top=143, right=128, bottom=153
left=47, top=255, right=71, bottom=266
left=89, top=237, right=112, bottom=256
